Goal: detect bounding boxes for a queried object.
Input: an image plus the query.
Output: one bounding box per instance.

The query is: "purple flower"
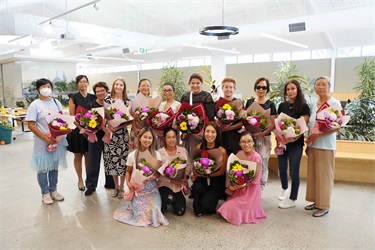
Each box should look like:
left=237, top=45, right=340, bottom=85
left=200, top=157, right=210, bottom=167
left=75, top=113, right=81, bottom=120
left=235, top=171, right=243, bottom=177
left=142, top=166, right=151, bottom=173
left=84, top=112, right=92, bottom=119
left=141, top=107, right=150, bottom=113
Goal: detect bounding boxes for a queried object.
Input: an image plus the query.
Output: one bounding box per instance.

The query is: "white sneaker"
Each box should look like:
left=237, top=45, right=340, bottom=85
left=42, top=193, right=53, bottom=205
left=51, top=191, right=64, bottom=201
left=278, top=188, right=288, bottom=200
left=278, top=199, right=296, bottom=209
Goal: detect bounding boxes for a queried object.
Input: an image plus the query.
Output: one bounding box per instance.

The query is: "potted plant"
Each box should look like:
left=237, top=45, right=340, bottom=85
left=158, top=63, right=187, bottom=101
left=338, top=58, right=375, bottom=141
left=0, top=119, right=14, bottom=144
left=196, top=65, right=219, bottom=97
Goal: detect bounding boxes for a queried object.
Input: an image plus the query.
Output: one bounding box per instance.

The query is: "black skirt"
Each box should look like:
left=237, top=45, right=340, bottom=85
left=67, top=127, right=89, bottom=153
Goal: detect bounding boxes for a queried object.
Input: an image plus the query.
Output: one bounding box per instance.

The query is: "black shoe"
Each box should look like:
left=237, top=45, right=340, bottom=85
left=84, top=188, right=96, bottom=196
left=104, top=184, right=115, bottom=189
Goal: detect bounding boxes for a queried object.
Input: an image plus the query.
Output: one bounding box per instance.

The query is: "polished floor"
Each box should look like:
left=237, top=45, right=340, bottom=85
left=1, top=133, right=374, bottom=249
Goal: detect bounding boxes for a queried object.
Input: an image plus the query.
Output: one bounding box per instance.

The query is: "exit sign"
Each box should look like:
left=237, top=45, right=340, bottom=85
left=138, top=48, right=148, bottom=54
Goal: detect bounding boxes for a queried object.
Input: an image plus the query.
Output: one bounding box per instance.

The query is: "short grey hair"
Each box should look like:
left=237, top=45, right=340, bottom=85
left=315, top=76, right=331, bottom=86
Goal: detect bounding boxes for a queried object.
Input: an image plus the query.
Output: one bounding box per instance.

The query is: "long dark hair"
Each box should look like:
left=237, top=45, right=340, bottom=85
left=201, top=121, right=222, bottom=149
left=283, top=79, right=306, bottom=113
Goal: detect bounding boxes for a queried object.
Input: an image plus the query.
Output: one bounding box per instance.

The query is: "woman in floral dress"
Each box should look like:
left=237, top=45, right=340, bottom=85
left=103, top=77, right=132, bottom=198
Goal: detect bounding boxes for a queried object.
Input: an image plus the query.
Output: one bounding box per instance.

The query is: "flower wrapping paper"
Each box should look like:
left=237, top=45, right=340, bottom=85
left=226, top=151, right=258, bottom=187
left=239, top=101, right=271, bottom=133
left=191, top=147, right=223, bottom=176
left=131, top=93, right=161, bottom=128
left=146, top=107, right=176, bottom=131
left=175, top=102, right=208, bottom=136
left=132, top=150, right=163, bottom=186
left=214, top=97, right=243, bottom=125
left=274, top=112, right=308, bottom=138
left=76, top=106, right=105, bottom=143
left=314, top=102, right=350, bottom=133
left=158, top=155, right=188, bottom=180
left=106, top=99, right=133, bottom=128
left=46, top=111, right=76, bottom=139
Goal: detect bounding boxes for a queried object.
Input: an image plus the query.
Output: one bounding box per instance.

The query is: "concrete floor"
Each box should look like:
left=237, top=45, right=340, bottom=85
left=1, top=133, right=374, bottom=249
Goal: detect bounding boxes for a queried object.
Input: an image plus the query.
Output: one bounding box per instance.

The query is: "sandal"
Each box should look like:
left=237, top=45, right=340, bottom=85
left=305, top=203, right=317, bottom=210
left=78, top=182, right=85, bottom=191
left=117, top=190, right=125, bottom=199
left=111, top=189, right=119, bottom=198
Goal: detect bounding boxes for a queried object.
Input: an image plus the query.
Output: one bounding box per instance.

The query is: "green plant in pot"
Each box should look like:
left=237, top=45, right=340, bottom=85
left=338, top=58, right=375, bottom=141
left=158, top=63, right=187, bottom=101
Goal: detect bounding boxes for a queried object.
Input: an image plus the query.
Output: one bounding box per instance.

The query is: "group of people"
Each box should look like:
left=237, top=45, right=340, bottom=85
left=25, top=72, right=340, bottom=227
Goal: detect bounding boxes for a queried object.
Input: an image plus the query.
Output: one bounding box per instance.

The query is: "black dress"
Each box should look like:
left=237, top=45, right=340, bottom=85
left=216, top=97, right=242, bottom=156
left=180, top=91, right=215, bottom=159
left=67, top=92, right=96, bottom=153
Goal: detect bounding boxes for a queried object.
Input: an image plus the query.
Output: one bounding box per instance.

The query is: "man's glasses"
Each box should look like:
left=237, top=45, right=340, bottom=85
left=256, top=86, right=267, bottom=90
left=163, top=89, right=173, bottom=93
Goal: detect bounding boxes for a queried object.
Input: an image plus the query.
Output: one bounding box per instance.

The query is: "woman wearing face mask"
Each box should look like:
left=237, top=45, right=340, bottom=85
left=26, top=78, right=67, bottom=205
left=216, top=77, right=242, bottom=156
left=180, top=73, right=215, bottom=158
left=67, top=75, right=96, bottom=191
left=245, top=77, right=276, bottom=191
left=276, top=80, right=310, bottom=209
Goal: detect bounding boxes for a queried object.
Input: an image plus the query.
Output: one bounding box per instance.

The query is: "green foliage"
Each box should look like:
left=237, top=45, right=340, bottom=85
left=353, top=58, right=375, bottom=98
left=0, top=119, right=14, bottom=130
left=270, top=61, right=314, bottom=108
left=159, top=64, right=187, bottom=101
left=196, top=65, right=218, bottom=95
left=338, top=58, right=375, bottom=141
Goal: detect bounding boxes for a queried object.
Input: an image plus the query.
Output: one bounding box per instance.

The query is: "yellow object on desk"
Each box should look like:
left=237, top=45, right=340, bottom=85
left=1, top=106, right=5, bottom=115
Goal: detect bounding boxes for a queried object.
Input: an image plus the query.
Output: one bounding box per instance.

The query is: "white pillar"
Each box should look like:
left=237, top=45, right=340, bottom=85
left=210, top=56, right=226, bottom=98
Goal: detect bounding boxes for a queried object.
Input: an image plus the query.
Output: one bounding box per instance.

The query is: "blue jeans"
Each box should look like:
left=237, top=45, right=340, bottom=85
left=277, top=142, right=303, bottom=200
left=37, top=170, right=58, bottom=195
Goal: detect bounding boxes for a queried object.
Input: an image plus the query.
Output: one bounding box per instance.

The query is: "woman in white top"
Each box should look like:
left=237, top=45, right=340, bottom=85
left=158, top=82, right=181, bottom=113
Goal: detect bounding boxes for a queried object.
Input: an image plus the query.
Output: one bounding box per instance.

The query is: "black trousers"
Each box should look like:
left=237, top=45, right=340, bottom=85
left=86, top=140, right=115, bottom=189
left=158, top=186, right=186, bottom=216
left=191, top=176, right=225, bottom=216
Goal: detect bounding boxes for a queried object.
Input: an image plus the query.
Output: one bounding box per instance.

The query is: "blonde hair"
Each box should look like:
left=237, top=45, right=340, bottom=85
left=221, top=77, right=236, bottom=88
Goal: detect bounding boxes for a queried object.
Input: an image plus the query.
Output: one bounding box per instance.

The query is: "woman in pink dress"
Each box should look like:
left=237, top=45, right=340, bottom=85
left=217, top=131, right=267, bottom=226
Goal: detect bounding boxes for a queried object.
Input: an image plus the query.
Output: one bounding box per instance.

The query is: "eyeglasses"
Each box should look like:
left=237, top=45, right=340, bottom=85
left=256, top=86, right=267, bottom=90
left=78, top=80, right=88, bottom=84
left=240, top=140, right=253, bottom=144
left=163, top=89, right=173, bottom=93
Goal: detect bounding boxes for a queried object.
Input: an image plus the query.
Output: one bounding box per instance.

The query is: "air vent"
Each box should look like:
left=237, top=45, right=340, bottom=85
left=289, top=22, right=306, bottom=32
left=122, top=48, right=130, bottom=54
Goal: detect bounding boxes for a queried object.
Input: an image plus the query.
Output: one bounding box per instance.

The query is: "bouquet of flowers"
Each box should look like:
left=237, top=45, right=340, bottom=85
left=131, top=92, right=161, bottom=127
left=314, top=102, right=350, bottom=133
left=146, top=107, right=176, bottom=131
left=191, top=148, right=223, bottom=186
left=45, top=111, right=76, bottom=152
left=106, top=99, right=133, bottom=128
left=158, top=156, right=187, bottom=179
left=132, top=150, right=163, bottom=186
left=227, top=153, right=257, bottom=187
left=239, top=101, right=271, bottom=133
left=175, top=102, right=208, bottom=136
left=214, top=97, right=242, bottom=125
left=273, top=112, right=308, bottom=155
left=75, top=106, right=105, bottom=143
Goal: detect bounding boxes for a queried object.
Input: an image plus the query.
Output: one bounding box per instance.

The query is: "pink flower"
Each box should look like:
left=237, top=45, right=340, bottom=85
left=199, top=157, right=210, bottom=167
left=225, top=110, right=235, bottom=120
left=141, top=107, right=150, bottom=113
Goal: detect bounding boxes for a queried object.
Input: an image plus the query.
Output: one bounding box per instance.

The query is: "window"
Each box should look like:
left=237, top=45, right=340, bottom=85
left=253, top=53, right=271, bottom=62
left=190, top=58, right=205, bottom=66
left=311, top=49, right=331, bottom=59
left=362, top=45, right=375, bottom=56
left=176, top=59, right=189, bottom=67
left=238, top=55, right=253, bottom=63
left=273, top=52, right=291, bottom=62
left=225, top=56, right=237, bottom=64
left=291, top=51, right=311, bottom=60
left=337, top=47, right=361, bottom=58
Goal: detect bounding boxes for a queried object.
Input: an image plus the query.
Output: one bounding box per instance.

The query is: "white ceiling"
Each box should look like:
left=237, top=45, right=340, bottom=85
left=0, top=0, right=374, bottom=67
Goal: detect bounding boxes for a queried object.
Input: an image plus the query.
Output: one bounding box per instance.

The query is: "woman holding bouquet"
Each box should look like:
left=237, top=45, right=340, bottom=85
left=245, top=77, right=276, bottom=191
left=26, top=78, right=67, bottom=204
left=180, top=73, right=215, bottom=158
left=192, top=121, right=227, bottom=216
left=114, top=127, right=169, bottom=227
left=216, top=77, right=242, bottom=156
left=67, top=75, right=96, bottom=191
left=277, top=79, right=310, bottom=209
left=103, top=77, right=133, bottom=198
left=158, top=128, right=190, bottom=215
left=85, top=82, right=114, bottom=196
left=217, top=131, right=266, bottom=225
left=129, top=78, right=152, bottom=151
left=305, top=77, right=341, bottom=217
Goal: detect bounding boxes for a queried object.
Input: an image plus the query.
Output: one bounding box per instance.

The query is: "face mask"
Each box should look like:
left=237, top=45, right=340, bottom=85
left=39, top=88, right=52, bottom=97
